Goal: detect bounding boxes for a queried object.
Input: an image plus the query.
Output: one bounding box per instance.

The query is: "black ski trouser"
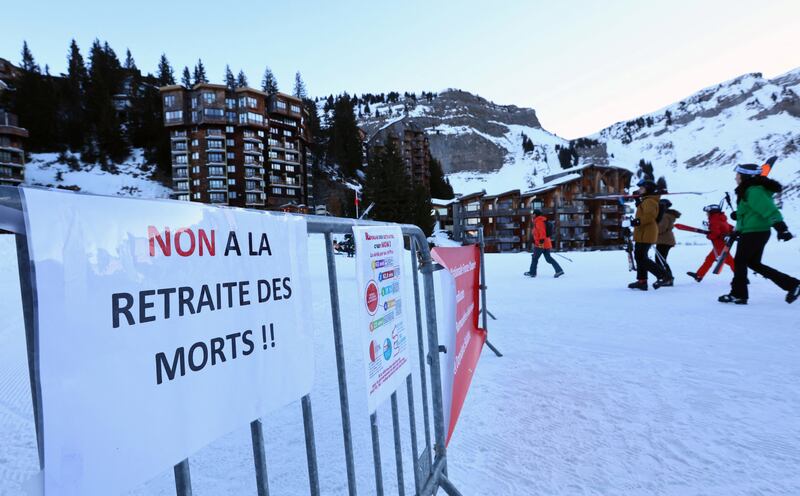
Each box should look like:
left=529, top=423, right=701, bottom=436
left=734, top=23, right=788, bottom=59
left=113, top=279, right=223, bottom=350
left=655, top=244, right=673, bottom=279
left=635, top=242, right=665, bottom=281
left=730, top=231, right=799, bottom=299
left=529, top=247, right=563, bottom=276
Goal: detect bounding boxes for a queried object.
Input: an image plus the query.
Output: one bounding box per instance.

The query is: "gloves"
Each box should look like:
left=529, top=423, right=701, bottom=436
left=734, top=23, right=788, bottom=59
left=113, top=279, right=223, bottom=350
left=774, top=221, right=793, bottom=242
left=730, top=211, right=737, bottom=221
left=536, top=239, right=545, bottom=247
left=630, top=218, right=641, bottom=227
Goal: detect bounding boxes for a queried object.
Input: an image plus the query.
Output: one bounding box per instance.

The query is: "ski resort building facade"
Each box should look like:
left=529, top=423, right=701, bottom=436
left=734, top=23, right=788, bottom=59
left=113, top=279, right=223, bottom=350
left=446, top=164, right=633, bottom=253
left=0, top=110, right=28, bottom=187
left=366, top=119, right=432, bottom=190
left=160, top=83, right=313, bottom=211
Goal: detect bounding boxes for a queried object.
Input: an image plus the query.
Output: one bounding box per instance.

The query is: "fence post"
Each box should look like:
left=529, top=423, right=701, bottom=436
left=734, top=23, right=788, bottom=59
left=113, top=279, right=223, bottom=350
left=323, top=232, right=358, bottom=496
left=477, top=227, right=502, bottom=357
left=405, top=375, right=421, bottom=495
left=250, top=419, right=270, bottom=496
left=409, top=239, right=433, bottom=470
left=370, top=412, right=384, bottom=496
left=174, top=459, right=192, bottom=496
left=390, top=392, right=405, bottom=496
left=301, top=395, right=321, bottom=496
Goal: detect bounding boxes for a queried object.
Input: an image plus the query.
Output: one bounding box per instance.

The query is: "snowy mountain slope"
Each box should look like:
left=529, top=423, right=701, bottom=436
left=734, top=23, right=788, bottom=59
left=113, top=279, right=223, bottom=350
left=24, top=149, right=172, bottom=198
left=354, top=90, right=570, bottom=194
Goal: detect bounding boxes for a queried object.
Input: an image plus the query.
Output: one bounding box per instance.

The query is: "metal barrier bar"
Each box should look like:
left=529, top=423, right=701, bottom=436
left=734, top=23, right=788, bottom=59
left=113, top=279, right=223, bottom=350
left=174, top=459, right=192, bottom=496
left=301, top=394, right=321, bottom=496
left=250, top=419, right=270, bottom=496
left=370, top=412, right=384, bottom=496
left=409, top=239, right=433, bottom=469
left=323, top=232, right=358, bottom=496
left=420, top=259, right=447, bottom=472
left=391, top=392, right=406, bottom=496
left=406, top=374, right=421, bottom=496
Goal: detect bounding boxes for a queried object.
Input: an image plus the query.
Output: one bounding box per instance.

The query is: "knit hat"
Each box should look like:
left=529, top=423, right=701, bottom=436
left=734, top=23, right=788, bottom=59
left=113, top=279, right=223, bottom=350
left=637, top=178, right=657, bottom=193
left=735, top=163, right=761, bottom=175
left=703, top=204, right=722, bottom=213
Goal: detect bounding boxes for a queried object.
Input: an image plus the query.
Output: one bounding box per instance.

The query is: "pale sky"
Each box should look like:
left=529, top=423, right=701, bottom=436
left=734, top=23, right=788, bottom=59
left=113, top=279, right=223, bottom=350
left=2, top=0, right=798, bottom=138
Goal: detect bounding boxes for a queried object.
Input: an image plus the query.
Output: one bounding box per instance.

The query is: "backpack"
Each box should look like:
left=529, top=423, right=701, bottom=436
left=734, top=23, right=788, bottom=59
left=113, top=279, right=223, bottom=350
left=656, top=201, right=666, bottom=224
left=545, top=220, right=555, bottom=238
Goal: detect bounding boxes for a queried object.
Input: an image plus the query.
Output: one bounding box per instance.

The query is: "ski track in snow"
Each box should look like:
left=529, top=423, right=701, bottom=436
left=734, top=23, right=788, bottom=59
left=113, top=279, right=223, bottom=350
left=2, top=234, right=800, bottom=495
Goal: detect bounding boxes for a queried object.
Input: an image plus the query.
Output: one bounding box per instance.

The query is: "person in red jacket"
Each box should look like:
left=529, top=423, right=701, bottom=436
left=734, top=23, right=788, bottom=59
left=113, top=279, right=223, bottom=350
left=524, top=209, right=564, bottom=278
left=687, top=204, right=735, bottom=282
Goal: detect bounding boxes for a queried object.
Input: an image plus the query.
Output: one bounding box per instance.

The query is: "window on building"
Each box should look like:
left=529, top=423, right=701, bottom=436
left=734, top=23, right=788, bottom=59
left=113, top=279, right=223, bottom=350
left=192, top=166, right=200, bottom=174
left=276, top=100, right=287, bottom=110
left=244, top=155, right=257, bottom=164
left=227, top=165, right=236, bottom=173
left=178, top=194, right=189, bottom=201
left=204, top=108, right=224, bottom=118
left=226, top=98, right=236, bottom=108
left=174, top=155, right=188, bottom=165
left=164, top=95, right=176, bottom=107
left=203, top=92, right=215, bottom=104
left=210, top=192, right=226, bottom=203
left=285, top=165, right=295, bottom=172
left=209, top=179, right=225, bottom=189
left=207, top=152, right=225, bottom=163
left=268, top=151, right=279, bottom=159
left=165, top=110, right=183, bottom=122
left=208, top=166, right=224, bottom=176
left=207, top=139, right=223, bottom=149
left=227, top=152, right=235, bottom=159
left=192, top=192, right=200, bottom=200
left=229, top=191, right=237, bottom=199
left=258, top=130, right=265, bottom=137
left=191, top=139, right=199, bottom=147
left=290, top=105, right=301, bottom=113
left=228, top=178, right=236, bottom=186
left=192, top=152, right=199, bottom=160
left=175, top=181, right=189, bottom=191
left=226, top=126, right=234, bottom=133
left=272, top=187, right=282, bottom=195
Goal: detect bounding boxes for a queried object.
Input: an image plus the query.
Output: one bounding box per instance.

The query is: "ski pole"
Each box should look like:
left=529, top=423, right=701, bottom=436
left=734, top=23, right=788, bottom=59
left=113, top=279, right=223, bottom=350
left=554, top=252, right=573, bottom=263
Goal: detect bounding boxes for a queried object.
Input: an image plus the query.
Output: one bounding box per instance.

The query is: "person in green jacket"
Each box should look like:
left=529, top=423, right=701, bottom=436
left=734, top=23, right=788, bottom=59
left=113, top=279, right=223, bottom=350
left=719, top=163, right=800, bottom=304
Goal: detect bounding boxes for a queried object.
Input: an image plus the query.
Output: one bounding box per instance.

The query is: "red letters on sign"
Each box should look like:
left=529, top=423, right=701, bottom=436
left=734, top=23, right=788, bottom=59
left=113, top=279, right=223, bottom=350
left=148, top=226, right=216, bottom=257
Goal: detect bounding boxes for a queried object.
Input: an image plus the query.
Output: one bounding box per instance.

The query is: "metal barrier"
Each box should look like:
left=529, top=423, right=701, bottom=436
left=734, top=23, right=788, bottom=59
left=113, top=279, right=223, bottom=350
left=0, top=186, right=462, bottom=496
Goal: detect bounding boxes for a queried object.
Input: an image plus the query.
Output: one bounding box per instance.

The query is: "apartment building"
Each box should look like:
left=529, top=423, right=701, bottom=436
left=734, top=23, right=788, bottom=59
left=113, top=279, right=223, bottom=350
left=160, top=83, right=312, bottom=211
left=367, top=119, right=431, bottom=189
left=0, top=109, right=28, bottom=186
left=447, top=164, right=633, bottom=252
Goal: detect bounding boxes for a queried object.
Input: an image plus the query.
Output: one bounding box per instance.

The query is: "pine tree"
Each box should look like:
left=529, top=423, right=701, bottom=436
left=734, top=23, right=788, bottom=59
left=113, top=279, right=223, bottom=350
left=328, top=94, right=363, bottom=177
left=363, top=102, right=371, bottom=115
left=21, top=41, right=39, bottom=72
left=225, top=65, right=236, bottom=89
left=84, top=39, right=129, bottom=165
left=293, top=71, right=307, bottom=99
left=124, top=49, right=137, bottom=70
left=181, top=67, right=192, bottom=87
left=156, top=54, right=175, bottom=86
left=261, top=66, right=279, bottom=94
left=236, top=70, right=248, bottom=88
left=429, top=157, right=454, bottom=199
left=64, top=39, right=88, bottom=151
left=193, top=59, right=207, bottom=85
left=363, top=139, right=411, bottom=224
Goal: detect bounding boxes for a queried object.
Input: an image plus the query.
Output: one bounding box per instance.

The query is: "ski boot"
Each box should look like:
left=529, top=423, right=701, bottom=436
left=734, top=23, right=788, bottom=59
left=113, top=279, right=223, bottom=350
left=554, top=270, right=565, bottom=278
left=653, top=278, right=674, bottom=289
left=628, top=280, right=648, bottom=291
left=686, top=271, right=702, bottom=282
left=787, top=284, right=800, bottom=304
left=718, top=294, right=747, bottom=305
left=523, top=272, right=536, bottom=278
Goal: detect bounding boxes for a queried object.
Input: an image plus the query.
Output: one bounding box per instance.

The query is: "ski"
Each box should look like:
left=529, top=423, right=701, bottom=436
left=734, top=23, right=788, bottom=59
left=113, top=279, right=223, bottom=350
left=760, top=156, right=778, bottom=176
left=622, top=226, right=636, bottom=272
left=675, top=223, right=709, bottom=235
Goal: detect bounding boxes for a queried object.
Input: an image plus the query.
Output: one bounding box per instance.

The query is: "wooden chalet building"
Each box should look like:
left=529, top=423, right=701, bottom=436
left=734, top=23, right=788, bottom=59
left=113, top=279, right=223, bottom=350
left=447, top=164, right=633, bottom=252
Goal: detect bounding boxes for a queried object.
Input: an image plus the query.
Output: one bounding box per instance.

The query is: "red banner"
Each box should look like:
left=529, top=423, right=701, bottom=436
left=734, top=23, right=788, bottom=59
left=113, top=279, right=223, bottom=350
left=431, top=246, right=487, bottom=444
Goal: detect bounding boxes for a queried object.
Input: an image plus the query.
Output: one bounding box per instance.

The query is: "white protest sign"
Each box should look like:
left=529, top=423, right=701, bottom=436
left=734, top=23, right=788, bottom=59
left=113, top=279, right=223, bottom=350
left=20, top=188, right=314, bottom=495
left=352, top=226, right=411, bottom=413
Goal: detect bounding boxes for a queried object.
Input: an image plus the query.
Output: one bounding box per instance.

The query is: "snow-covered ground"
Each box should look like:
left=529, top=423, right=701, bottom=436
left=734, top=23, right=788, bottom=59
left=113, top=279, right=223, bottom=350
left=2, top=229, right=800, bottom=495
left=24, top=149, right=172, bottom=198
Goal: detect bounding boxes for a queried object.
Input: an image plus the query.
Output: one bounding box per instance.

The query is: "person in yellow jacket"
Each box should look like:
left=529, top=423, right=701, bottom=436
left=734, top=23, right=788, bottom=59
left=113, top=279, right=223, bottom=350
left=628, top=179, right=669, bottom=290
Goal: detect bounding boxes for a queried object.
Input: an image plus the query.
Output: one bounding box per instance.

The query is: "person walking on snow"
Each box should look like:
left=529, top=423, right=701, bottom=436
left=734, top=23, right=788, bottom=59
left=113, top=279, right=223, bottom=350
left=628, top=179, right=669, bottom=290
left=718, top=163, right=800, bottom=304
left=687, top=204, right=735, bottom=282
left=524, top=209, right=564, bottom=278
left=655, top=198, right=680, bottom=285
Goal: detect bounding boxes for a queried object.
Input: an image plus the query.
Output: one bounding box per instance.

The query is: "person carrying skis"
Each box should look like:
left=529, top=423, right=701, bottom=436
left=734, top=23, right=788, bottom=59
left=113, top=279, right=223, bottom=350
left=525, top=209, right=564, bottom=278
left=718, top=163, right=800, bottom=304
left=687, top=204, right=734, bottom=282
left=655, top=198, right=680, bottom=285
left=628, top=179, right=668, bottom=290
